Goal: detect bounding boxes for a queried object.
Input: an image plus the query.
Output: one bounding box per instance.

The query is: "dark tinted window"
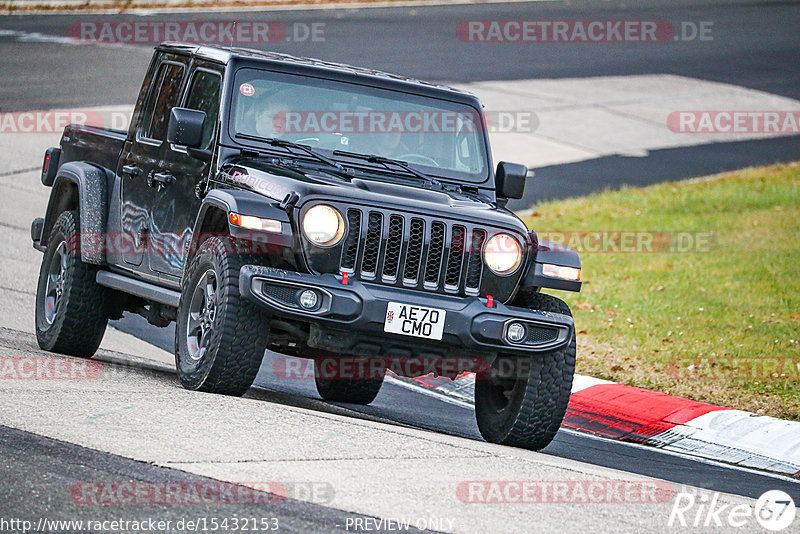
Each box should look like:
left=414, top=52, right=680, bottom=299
left=141, top=62, right=185, bottom=141
left=184, top=70, right=221, bottom=149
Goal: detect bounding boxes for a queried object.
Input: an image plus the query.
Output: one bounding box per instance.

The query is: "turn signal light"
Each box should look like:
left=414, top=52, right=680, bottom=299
left=228, top=212, right=282, bottom=233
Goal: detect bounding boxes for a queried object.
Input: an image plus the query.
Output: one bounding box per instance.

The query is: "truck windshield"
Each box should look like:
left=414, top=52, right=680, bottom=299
left=229, top=68, right=489, bottom=183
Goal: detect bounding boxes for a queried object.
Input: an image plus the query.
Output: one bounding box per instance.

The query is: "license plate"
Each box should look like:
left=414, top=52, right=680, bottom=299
left=383, top=302, right=446, bottom=340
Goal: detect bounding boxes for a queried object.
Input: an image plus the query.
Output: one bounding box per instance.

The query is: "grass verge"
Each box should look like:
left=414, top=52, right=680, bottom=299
left=520, top=162, right=800, bottom=420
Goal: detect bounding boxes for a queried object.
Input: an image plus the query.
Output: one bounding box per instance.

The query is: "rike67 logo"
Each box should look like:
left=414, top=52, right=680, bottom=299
left=669, top=489, right=796, bottom=531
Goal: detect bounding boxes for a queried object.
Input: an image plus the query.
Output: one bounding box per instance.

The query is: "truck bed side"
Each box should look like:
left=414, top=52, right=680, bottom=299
left=58, top=124, right=127, bottom=173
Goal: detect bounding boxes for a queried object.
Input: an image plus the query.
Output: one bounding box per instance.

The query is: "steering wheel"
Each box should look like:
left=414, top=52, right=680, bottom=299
left=398, top=154, right=439, bottom=167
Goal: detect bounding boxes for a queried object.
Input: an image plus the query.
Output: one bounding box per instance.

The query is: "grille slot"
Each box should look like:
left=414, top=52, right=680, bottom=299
left=360, top=212, right=383, bottom=277
left=465, top=229, right=487, bottom=292
left=445, top=225, right=467, bottom=289
left=424, top=222, right=446, bottom=288
left=402, top=218, right=425, bottom=283
left=340, top=209, right=361, bottom=272
left=382, top=215, right=404, bottom=280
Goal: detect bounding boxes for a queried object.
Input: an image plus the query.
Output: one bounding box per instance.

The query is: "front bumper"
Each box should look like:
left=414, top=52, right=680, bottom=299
left=239, top=265, right=573, bottom=355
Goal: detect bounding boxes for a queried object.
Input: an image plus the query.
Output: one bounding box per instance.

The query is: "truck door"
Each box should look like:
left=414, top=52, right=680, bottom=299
left=148, top=65, right=222, bottom=279
left=117, top=59, right=187, bottom=273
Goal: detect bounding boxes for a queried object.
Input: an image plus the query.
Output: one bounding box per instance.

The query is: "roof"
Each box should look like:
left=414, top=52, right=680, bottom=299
left=156, top=42, right=475, bottom=99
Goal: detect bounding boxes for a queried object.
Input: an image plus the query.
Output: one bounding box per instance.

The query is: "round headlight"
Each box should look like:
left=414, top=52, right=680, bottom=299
left=484, top=233, right=522, bottom=275
left=302, top=205, right=344, bottom=247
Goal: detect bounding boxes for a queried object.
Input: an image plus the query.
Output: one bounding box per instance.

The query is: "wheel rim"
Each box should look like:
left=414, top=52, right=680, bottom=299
left=43, top=241, right=67, bottom=325
left=186, top=269, right=218, bottom=361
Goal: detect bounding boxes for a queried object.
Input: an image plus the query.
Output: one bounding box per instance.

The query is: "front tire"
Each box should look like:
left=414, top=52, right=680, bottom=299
left=475, top=292, right=576, bottom=451
left=175, top=236, right=270, bottom=396
left=35, top=210, right=108, bottom=356
left=314, top=357, right=385, bottom=405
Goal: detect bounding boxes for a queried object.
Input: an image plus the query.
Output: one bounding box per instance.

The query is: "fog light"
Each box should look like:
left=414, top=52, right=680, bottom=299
left=507, top=322, right=526, bottom=343
left=298, top=289, right=319, bottom=310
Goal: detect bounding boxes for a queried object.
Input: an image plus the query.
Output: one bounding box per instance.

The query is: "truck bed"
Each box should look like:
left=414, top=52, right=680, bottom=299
left=59, top=124, right=127, bottom=172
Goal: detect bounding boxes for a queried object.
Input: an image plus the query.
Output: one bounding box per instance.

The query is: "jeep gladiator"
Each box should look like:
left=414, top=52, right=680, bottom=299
left=32, top=43, right=582, bottom=450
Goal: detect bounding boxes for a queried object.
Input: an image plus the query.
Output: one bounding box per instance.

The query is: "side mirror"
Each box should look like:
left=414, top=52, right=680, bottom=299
left=167, top=107, right=206, bottom=148
left=495, top=161, right=528, bottom=199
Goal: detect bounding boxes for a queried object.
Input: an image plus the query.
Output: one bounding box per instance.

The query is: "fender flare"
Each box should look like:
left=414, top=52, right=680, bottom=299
left=41, top=161, right=110, bottom=265
left=521, top=238, right=582, bottom=292
left=189, top=188, right=293, bottom=254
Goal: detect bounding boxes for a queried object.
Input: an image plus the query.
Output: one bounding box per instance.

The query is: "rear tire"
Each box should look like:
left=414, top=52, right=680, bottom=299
left=175, top=236, right=270, bottom=396
left=35, top=210, right=108, bottom=357
left=475, top=292, right=576, bottom=451
left=314, top=357, right=385, bottom=405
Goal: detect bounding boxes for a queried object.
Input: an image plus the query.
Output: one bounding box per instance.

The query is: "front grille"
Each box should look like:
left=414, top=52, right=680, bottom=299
left=262, top=283, right=300, bottom=307
left=360, top=212, right=383, bottom=276
left=340, top=210, right=361, bottom=271
left=382, top=215, right=404, bottom=280
left=527, top=325, right=559, bottom=344
left=339, top=208, right=489, bottom=296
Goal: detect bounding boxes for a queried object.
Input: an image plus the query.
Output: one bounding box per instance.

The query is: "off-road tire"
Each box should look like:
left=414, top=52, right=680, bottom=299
left=175, top=236, right=270, bottom=396
left=314, top=358, right=385, bottom=405
left=475, top=291, right=576, bottom=450
left=35, top=210, right=108, bottom=356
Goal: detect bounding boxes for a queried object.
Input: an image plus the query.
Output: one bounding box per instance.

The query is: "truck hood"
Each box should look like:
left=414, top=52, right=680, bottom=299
left=218, top=158, right=530, bottom=234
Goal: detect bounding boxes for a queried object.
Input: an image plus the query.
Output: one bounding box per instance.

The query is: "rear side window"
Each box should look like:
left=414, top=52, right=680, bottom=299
left=141, top=62, right=185, bottom=141
left=184, top=70, right=221, bottom=149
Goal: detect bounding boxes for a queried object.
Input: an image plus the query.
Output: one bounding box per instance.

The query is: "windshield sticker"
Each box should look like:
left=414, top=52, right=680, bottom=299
left=239, top=83, right=255, bottom=97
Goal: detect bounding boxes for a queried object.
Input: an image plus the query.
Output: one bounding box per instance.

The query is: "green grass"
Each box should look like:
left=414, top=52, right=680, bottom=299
left=521, top=162, right=800, bottom=419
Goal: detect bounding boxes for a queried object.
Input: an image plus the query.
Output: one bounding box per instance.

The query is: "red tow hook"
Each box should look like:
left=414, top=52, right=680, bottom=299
left=486, top=295, right=494, bottom=308
left=341, top=272, right=349, bottom=285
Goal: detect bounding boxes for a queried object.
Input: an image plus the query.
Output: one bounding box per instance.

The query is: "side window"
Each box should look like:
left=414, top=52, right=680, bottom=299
left=140, top=62, right=185, bottom=141
left=184, top=70, right=221, bottom=149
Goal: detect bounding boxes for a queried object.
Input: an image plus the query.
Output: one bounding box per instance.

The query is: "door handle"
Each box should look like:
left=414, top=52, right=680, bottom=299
left=152, top=172, right=175, bottom=186
left=122, top=164, right=140, bottom=177
left=148, top=172, right=175, bottom=190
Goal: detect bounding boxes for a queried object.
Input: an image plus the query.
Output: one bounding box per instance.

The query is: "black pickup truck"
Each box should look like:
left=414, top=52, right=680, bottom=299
left=32, top=43, right=582, bottom=450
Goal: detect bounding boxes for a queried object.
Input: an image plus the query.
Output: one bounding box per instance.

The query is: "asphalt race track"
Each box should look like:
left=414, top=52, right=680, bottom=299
left=1, top=0, right=799, bottom=532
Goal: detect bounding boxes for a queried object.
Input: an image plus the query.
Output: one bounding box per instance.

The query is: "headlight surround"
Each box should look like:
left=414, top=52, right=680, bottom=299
left=302, top=204, right=345, bottom=247
left=484, top=233, right=522, bottom=275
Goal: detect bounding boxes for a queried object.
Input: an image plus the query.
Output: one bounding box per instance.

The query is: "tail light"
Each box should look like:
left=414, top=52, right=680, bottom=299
left=42, top=147, right=60, bottom=186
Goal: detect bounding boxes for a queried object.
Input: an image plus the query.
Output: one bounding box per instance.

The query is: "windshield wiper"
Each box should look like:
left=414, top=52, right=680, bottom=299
left=235, top=134, right=352, bottom=176
left=333, top=151, right=441, bottom=187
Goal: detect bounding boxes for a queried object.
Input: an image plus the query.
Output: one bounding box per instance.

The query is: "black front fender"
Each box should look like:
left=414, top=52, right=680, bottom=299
left=190, top=188, right=294, bottom=253
left=521, top=238, right=582, bottom=292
